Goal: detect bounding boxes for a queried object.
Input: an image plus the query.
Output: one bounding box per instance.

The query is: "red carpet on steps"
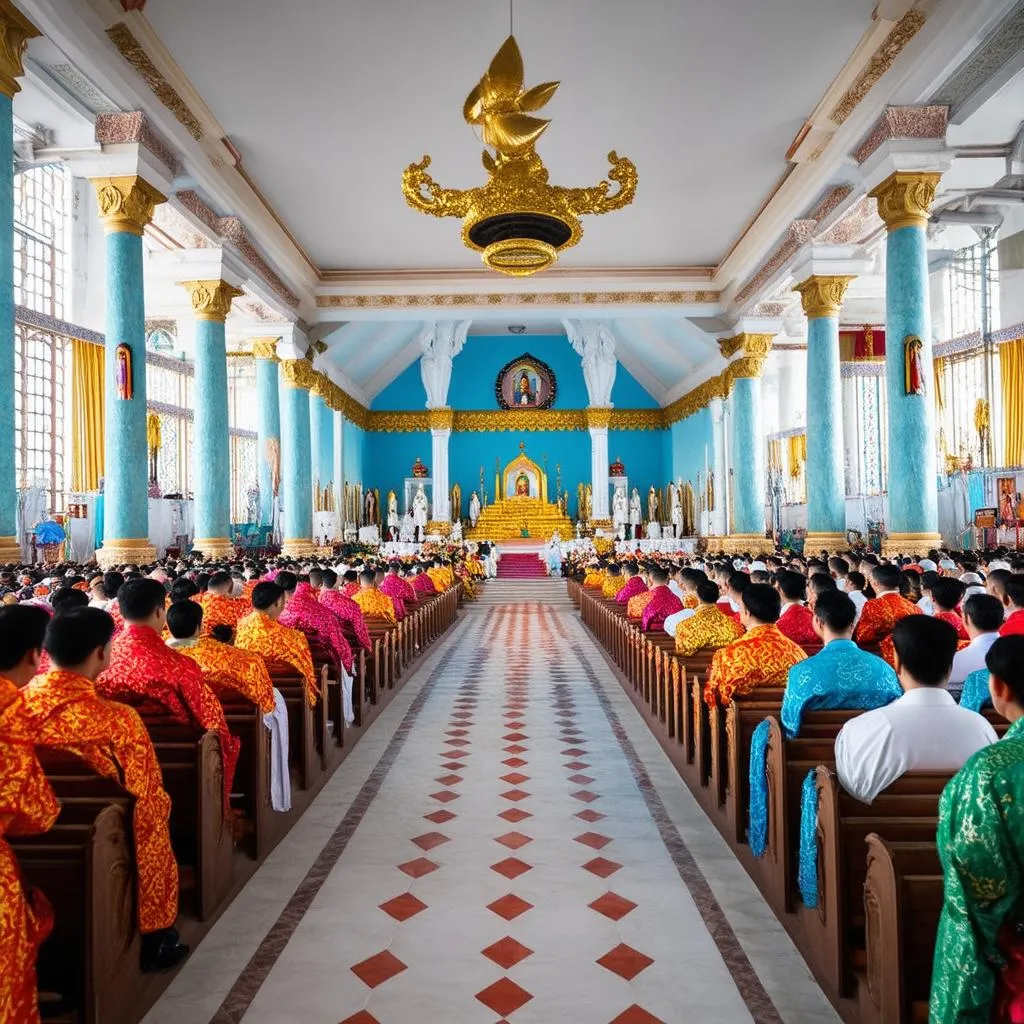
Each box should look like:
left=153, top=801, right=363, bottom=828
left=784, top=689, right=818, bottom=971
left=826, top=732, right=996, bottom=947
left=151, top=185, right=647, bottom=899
left=497, top=553, right=547, bottom=579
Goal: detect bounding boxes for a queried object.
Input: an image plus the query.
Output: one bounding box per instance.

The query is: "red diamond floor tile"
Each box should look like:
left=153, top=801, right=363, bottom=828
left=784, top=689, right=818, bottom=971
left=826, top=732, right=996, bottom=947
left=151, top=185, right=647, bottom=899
left=424, top=809, right=456, bottom=824
left=411, top=831, right=450, bottom=851
left=595, top=943, right=655, bottom=981
left=500, top=772, right=530, bottom=785
left=564, top=761, right=590, bottom=770
left=504, top=744, right=528, bottom=754
left=439, top=760, right=465, bottom=771
left=569, top=773, right=596, bottom=785
left=494, top=831, right=533, bottom=850
left=430, top=790, right=460, bottom=803
left=446, top=728, right=470, bottom=737
left=445, top=738, right=471, bottom=746
left=503, top=732, right=528, bottom=742
left=434, top=773, right=463, bottom=786
left=498, top=808, right=532, bottom=823
left=574, top=831, right=612, bottom=850
left=481, top=936, right=534, bottom=970
left=397, top=857, right=439, bottom=878
left=475, top=977, right=534, bottom=1016
left=350, top=950, right=407, bottom=988
left=451, top=711, right=473, bottom=719
left=378, top=892, right=428, bottom=922
left=610, top=1006, right=665, bottom=1024
left=576, top=808, right=606, bottom=822
left=582, top=856, right=622, bottom=878
left=339, top=1011, right=381, bottom=1024
left=571, top=790, right=600, bottom=803
left=562, top=747, right=587, bottom=756
left=440, top=750, right=469, bottom=761
left=588, top=891, right=638, bottom=921
left=502, top=757, right=528, bottom=768
left=486, top=893, right=534, bottom=920
left=490, top=856, right=533, bottom=879
left=501, top=789, right=530, bottom=802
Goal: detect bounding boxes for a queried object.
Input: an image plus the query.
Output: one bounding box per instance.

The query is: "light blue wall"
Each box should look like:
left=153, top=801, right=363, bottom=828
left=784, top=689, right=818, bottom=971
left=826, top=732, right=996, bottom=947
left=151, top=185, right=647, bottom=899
left=342, top=418, right=365, bottom=484
left=0, top=95, right=14, bottom=540
left=364, top=429, right=429, bottom=502
left=670, top=408, right=713, bottom=488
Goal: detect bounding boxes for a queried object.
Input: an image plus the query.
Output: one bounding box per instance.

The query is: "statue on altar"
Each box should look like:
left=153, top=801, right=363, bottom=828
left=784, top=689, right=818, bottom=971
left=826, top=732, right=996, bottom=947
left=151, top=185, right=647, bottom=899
left=629, top=488, right=641, bottom=537
left=514, top=472, right=530, bottom=496
left=413, top=484, right=429, bottom=539
left=469, top=490, right=481, bottom=527
left=502, top=443, right=543, bottom=500
left=609, top=455, right=625, bottom=477
left=412, top=456, right=428, bottom=478
left=400, top=512, right=416, bottom=542
left=451, top=518, right=463, bottom=541
left=387, top=490, right=399, bottom=529
left=671, top=477, right=684, bottom=537
left=647, top=485, right=658, bottom=524
left=612, top=486, right=628, bottom=538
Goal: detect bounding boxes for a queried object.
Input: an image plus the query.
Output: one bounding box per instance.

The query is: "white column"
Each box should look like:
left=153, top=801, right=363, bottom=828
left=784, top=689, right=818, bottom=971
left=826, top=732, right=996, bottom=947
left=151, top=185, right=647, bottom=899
left=777, top=354, right=797, bottom=431
left=842, top=376, right=861, bottom=496
left=430, top=427, right=451, bottom=523
left=709, top=396, right=728, bottom=536
left=589, top=423, right=610, bottom=519
left=333, top=409, right=344, bottom=517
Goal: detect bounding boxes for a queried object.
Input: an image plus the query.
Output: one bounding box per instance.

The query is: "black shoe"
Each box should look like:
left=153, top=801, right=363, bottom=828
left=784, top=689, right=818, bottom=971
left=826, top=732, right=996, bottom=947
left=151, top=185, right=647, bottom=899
left=140, top=927, right=191, bottom=972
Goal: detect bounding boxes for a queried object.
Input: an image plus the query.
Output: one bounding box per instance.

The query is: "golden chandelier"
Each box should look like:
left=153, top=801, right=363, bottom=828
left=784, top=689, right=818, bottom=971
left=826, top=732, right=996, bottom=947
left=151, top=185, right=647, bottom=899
left=402, top=35, right=637, bottom=277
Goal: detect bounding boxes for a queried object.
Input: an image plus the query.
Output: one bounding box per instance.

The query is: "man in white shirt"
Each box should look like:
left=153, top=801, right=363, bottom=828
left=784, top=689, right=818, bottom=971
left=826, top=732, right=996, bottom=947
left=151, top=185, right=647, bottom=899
left=834, top=615, right=997, bottom=803
left=949, top=593, right=1004, bottom=688
left=842, top=571, right=868, bottom=625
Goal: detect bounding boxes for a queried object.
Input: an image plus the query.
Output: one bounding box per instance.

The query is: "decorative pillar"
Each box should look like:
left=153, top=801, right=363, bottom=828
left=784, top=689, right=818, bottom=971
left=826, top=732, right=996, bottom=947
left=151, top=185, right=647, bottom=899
left=182, top=280, right=242, bottom=559
left=252, top=339, right=281, bottom=531
left=842, top=374, right=861, bottom=497
left=708, top=394, right=729, bottom=537
left=92, top=175, right=167, bottom=567
left=309, top=392, right=333, bottom=511
left=793, top=275, right=854, bottom=550
left=0, top=4, right=38, bottom=561
left=428, top=408, right=453, bottom=530
left=586, top=407, right=612, bottom=522
left=279, top=359, right=315, bottom=557
left=869, top=171, right=943, bottom=552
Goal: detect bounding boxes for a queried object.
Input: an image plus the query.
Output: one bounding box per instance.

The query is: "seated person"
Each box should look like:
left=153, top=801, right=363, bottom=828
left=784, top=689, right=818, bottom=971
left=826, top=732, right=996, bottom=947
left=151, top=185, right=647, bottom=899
left=615, top=561, right=646, bottom=605
left=999, top=574, right=1024, bottom=636
left=718, top=570, right=748, bottom=623
left=780, top=590, right=900, bottom=738
left=703, top=583, right=807, bottom=707
left=379, top=562, right=416, bottom=615
left=316, top=568, right=372, bottom=652
left=626, top=564, right=656, bottom=622
left=640, top=565, right=683, bottom=633
left=673, top=580, right=743, bottom=657
left=352, top=569, right=398, bottom=624
left=949, top=593, right=1003, bottom=690
left=774, top=570, right=818, bottom=647
left=931, top=577, right=969, bottom=641
left=601, top=563, right=626, bottom=599
left=0, top=608, right=188, bottom=971
left=582, top=561, right=605, bottom=590
left=842, top=570, right=868, bottom=624
left=275, top=571, right=354, bottom=679
left=0, top=607, right=60, bottom=1024
left=806, top=572, right=836, bottom=615
left=853, top=562, right=921, bottom=664
left=236, top=582, right=318, bottom=706
left=198, top=570, right=246, bottom=636
left=930, top=635, right=1024, bottom=1022
left=835, top=616, right=997, bottom=804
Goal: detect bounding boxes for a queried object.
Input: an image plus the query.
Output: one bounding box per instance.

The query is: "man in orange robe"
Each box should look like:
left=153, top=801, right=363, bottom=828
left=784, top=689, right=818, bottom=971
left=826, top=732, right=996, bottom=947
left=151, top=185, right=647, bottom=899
left=1, top=608, right=188, bottom=972
left=198, top=571, right=247, bottom=637
left=853, top=563, right=922, bottom=664
left=352, top=569, right=398, bottom=624
left=426, top=560, right=452, bottom=593
left=704, top=583, right=807, bottom=706
left=236, top=582, right=318, bottom=705
left=0, top=606, right=59, bottom=1024
left=97, top=578, right=239, bottom=809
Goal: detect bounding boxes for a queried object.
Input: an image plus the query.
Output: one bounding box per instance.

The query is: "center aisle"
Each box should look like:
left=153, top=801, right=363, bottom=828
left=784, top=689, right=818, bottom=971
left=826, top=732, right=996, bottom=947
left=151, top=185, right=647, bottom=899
left=145, top=593, right=839, bottom=1024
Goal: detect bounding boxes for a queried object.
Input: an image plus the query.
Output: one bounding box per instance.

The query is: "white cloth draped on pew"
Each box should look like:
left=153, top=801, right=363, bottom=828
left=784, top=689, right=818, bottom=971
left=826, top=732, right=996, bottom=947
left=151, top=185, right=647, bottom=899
left=262, top=688, right=292, bottom=812
left=341, top=666, right=355, bottom=725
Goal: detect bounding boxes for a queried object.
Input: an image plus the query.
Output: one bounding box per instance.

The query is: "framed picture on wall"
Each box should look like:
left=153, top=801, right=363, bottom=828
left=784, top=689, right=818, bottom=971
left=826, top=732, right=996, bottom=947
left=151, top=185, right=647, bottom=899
left=495, top=353, right=557, bottom=410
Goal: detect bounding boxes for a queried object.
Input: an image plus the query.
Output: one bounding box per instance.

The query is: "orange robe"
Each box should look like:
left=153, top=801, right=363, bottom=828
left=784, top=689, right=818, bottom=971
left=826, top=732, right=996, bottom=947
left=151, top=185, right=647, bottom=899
left=198, top=592, right=247, bottom=636
left=426, top=568, right=451, bottom=592
left=602, top=576, right=627, bottom=599
left=1, top=671, right=178, bottom=933
left=853, top=591, right=921, bottom=665
left=583, top=570, right=605, bottom=590
left=627, top=590, right=654, bottom=622
left=674, top=605, right=745, bottom=657
left=703, top=624, right=807, bottom=707
left=0, top=678, right=59, bottom=1024
left=98, top=625, right=238, bottom=809
left=236, top=611, right=318, bottom=706
left=352, top=587, right=398, bottom=625
left=169, top=637, right=275, bottom=713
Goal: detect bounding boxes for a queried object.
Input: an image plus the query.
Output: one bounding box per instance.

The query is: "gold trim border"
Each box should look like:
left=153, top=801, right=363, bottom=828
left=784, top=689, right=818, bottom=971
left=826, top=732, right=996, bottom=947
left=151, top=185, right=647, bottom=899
left=315, top=289, right=720, bottom=310
left=365, top=408, right=667, bottom=433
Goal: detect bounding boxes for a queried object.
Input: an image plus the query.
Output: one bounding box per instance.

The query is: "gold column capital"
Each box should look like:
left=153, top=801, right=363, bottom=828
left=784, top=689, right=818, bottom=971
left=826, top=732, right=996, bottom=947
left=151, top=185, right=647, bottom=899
left=0, top=2, right=40, bottom=99
left=250, top=337, right=280, bottom=361
left=91, top=175, right=166, bottom=235
left=793, top=275, right=855, bottom=319
left=868, top=171, right=942, bottom=231
left=718, top=332, right=774, bottom=360
left=585, top=407, right=612, bottom=430
left=427, top=407, right=454, bottom=431
left=280, top=357, right=317, bottom=390
left=182, top=279, right=244, bottom=322
left=727, top=357, right=767, bottom=380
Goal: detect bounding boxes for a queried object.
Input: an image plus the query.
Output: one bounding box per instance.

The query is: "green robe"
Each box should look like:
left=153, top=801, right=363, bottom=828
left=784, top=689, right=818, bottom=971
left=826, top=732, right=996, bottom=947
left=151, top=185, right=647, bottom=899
left=931, top=716, right=1024, bottom=1022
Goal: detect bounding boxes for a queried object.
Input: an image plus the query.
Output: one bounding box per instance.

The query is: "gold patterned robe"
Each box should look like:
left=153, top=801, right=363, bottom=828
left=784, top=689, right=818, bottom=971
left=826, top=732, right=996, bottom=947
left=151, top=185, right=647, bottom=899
left=602, top=575, right=627, bottom=599
left=235, top=611, right=318, bottom=706
left=168, top=637, right=275, bottom=714
left=627, top=590, right=654, bottom=622
left=703, top=624, right=807, bottom=707
left=674, top=605, right=745, bottom=657
left=198, top=592, right=247, bottom=636
left=352, top=587, right=398, bottom=625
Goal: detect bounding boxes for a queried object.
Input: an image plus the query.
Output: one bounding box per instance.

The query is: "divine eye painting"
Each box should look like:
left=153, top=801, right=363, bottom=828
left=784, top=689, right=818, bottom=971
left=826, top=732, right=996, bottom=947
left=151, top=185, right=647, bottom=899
left=495, top=353, right=557, bottom=410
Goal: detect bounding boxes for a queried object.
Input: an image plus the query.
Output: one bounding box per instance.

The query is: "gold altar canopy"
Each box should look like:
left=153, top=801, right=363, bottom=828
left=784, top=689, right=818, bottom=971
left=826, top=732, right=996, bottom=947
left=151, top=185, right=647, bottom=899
left=500, top=448, right=547, bottom=503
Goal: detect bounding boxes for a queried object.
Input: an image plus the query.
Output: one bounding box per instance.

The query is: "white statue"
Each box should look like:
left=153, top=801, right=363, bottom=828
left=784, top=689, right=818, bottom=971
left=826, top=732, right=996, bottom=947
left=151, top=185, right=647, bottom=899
left=469, top=490, right=481, bottom=528
left=387, top=490, right=399, bottom=527
left=399, top=512, right=416, bottom=543
left=612, top=485, right=628, bottom=537
left=647, top=485, right=658, bottom=524
left=451, top=518, right=463, bottom=541
left=667, top=481, right=679, bottom=538
left=629, top=488, right=641, bottom=528
left=413, top=483, right=429, bottom=538
left=563, top=318, right=617, bottom=406
left=417, top=320, right=471, bottom=409
left=671, top=478, right=684, bottom=537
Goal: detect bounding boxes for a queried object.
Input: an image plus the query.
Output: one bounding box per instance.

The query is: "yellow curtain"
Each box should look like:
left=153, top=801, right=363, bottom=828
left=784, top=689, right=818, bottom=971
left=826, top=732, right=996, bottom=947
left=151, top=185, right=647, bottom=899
left=933, top=356, right=946, bottom=413
left=1002, top=338, right=1024, bottom=466
left=71, top=338, right=104, bottom=491
left=767, top=438, right=783, bottom=472
left=787, top=433, right=806, bottom=479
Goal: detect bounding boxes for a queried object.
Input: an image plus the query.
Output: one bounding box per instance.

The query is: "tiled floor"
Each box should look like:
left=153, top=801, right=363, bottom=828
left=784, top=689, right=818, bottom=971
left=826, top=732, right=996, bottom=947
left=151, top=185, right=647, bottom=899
left=144, top=592, right=840, bottom=1024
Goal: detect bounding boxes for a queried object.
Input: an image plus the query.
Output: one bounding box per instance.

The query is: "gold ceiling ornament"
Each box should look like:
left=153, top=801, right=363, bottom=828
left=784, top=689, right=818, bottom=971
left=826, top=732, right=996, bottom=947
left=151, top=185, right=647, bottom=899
left=0, top=1, right=40, bottom=99
left=402, top=35, right=637, bottom=277
left=793, top=275, right=855, bottom=320
left=250, top=338, right=281, bottom=361
left=718, top=332, right=774, bottom=360
left=279, top=357, right=318, bottom=391
left=91, top=175, right=166, bottom=235
left=869, top=171, right=942, bottom=231
left=181, top=279, right=244, bottom=322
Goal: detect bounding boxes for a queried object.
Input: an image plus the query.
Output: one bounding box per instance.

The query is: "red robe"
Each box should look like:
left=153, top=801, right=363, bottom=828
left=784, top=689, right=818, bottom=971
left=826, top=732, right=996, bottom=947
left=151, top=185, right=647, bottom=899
left=640, top=585, right=683, bottom=633
left=414, top=573, right=438, bottom=597
left=777, top=603, right=818, bottom=647
left=279, top=583, right=354, bottom=674
left=935, top=609, right=970, bottom=643
left=98, top=624, right=238, bottom=809
left=1000, top=609, right=1024, bottom=636
left=853, top=591, right=922, bottom=667
left=379, top=574, right=416, bottom=620
left=615, top=576, right=647, bottom=605
left=319, top=590, right=373, bottom=651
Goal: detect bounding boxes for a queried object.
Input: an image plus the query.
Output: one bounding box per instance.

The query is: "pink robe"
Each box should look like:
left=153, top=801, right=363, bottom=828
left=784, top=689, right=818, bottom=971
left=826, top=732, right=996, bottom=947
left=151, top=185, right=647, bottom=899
left=615, top=576, right=648, bottom=605
left=279, top=582, right=354, bottom=673
left=640, top=585, right=683, bottom=633
left=319, top=590, right=372, bottom=651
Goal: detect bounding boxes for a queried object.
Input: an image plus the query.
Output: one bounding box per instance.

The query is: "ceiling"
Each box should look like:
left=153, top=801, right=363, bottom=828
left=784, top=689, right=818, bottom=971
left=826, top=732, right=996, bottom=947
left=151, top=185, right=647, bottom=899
left=143, top=0, right=877, bottom=273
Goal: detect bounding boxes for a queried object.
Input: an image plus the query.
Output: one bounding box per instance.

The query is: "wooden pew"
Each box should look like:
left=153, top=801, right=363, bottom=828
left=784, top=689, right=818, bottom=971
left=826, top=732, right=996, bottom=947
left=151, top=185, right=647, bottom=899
left=268, top=667, right=327, bottom=792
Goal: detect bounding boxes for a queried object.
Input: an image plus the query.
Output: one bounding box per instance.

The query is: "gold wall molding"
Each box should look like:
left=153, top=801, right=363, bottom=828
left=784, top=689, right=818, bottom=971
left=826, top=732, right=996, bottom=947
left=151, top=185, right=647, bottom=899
left=718, top=332, right=774, bottom=360
left=182, top=279, right=243, bottom=322
left=584, top=407, right=613, bottom=430
left=315, top=289, right=720, bottom=310
left=869, top=171, right=941, bottom=231
left=361, top=408, right=667, bottom=433
left=0, top=1, right=39, bottom=99
left=427, top=407, right=455, bottom=431
left=91, top=175, right=166, bottom=235
left=279, top=357, right=317, bottom=391
left=793, top=275, right=855, bottom=319
left=829, top=8, right=927, bottom=126
left=250, top=338, right=280, bottom=361
left=106, top=22, right=204, bottom=140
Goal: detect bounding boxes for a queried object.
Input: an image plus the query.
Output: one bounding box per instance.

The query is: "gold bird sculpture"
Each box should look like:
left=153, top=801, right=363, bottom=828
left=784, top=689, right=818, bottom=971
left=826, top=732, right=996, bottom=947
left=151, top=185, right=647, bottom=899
left=463, top=35, right=559, bottom=158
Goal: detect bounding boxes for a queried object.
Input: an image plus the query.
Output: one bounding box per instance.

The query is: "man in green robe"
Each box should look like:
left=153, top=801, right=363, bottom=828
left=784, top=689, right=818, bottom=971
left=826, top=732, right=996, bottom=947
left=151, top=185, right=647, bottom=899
left=931, top=635, right=1024, bottom=1022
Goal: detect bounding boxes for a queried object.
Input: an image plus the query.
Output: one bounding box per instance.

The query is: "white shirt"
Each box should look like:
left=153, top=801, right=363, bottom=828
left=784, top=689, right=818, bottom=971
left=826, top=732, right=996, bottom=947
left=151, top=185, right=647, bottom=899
left=663, top=607, right=696, bottom=637
left=918, top=596, right=935, bottom=616
left=949, top=632, right=1000, bottom=685
left=834, top=687, right=997, bottom=803
left=668, top=580, right=686, bottom=601
left=846, top=589, right=867, bottom=626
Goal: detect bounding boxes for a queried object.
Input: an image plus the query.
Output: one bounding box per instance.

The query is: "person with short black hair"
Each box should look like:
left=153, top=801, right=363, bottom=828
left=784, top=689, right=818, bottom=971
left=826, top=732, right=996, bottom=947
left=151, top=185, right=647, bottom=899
left=352, top=567, right=397, bottom=624
left=317, top=570, right=373, bottom=652
left=703, top=583, right=806, bottom=707
left=835, top=617, right=996, bottom=804
left=950, top=593, right=1005, bottom=690
left=616, top=560, right=648, bottom=606
left=999, top=575, right=1024, bottom=636
left=0, top=605, right=50, bottom=695
left=931, top=577, right=969, bottom=641
left=198, top=570, right=246, bottom=637
left=853, top=562, right=923, bottom=664
left=49, top=586, right=89, bottom=616
left=0, top=608, right=188, bottom=972
left=774, top=570, right=817, bottom=647
left=930, top=634, right=1024, bottom=1021
left=640, top=564, right=683, bottom=633
left=671, top=578, right=743, bottom=657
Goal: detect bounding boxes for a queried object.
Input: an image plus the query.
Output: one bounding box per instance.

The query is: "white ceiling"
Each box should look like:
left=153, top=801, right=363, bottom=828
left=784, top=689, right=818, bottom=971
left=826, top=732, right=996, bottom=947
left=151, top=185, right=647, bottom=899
left=144, top=0, right=876, bottom=272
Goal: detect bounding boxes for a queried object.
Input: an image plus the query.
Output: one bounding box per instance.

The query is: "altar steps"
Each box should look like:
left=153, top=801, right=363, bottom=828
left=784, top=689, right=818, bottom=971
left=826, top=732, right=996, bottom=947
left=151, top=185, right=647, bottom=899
left=466, top=496, right=574, bottom=542
left=497, top=553, right=548, bottom=579
left=474, top=579, right=572, bottom=606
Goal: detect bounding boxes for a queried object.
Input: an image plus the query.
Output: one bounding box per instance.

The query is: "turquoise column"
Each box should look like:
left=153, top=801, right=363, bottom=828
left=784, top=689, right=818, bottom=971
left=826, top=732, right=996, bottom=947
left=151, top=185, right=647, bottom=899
left=795, top=276, right=853, bottom=545
left=92, top=175, right=165, bottom=565
left=253, top=341, right=280, bottom=529
left=309, top=392, right=333, bottom=504
left=870, top=172, right=942, bottom=546
left=279, top=361, right=314, bottom=556
left=183, top=280, right=241, bottom=558
left=730, top=373, right=766, bottom=537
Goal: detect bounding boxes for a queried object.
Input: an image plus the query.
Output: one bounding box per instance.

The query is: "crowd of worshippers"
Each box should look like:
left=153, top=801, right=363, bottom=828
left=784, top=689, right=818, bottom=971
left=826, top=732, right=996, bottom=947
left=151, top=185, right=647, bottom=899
left=575, top=546, right=1024, bottom=1020
left=0, top=551, right=470, bottom=1024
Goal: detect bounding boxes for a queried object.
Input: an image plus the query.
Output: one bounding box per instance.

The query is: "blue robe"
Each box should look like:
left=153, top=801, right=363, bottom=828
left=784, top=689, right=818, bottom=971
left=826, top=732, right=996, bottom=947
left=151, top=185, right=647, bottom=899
left=960, top=668, right=992, bottom=713
left=748, top=639, right=901, bottom=858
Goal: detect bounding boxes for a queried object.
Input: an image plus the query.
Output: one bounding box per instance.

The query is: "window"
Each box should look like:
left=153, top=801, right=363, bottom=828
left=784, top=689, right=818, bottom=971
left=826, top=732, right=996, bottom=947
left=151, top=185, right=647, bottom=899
left=947, top=240, right=998, bottom=341
left=14, top=164, right=68, bottom=317
left=146, top=353, right=192, bottom=498
left=228, top=356, right=258, bottom=523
